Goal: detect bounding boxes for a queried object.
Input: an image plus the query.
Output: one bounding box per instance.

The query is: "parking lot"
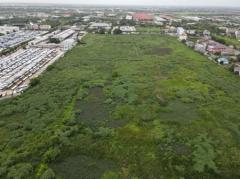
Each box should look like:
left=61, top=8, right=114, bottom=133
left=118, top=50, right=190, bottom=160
left=0, top=31, right=46, bottom=50
left=0, top=47, right=61, bottom=96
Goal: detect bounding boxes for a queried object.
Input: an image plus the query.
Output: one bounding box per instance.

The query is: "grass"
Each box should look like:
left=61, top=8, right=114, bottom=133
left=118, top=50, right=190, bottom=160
left=136, top=26, right=161, bottom=33
left=213, top=34, right=240, bottom=49
left=0, top=34, right=240, bottom=178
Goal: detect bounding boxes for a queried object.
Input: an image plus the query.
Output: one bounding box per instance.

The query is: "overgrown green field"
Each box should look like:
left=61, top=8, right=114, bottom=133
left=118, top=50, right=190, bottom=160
left=0, top=34, right=240, bottom=178
left=136, top=26, right=161, bottom=33
left=213, top=34, right=240, bottom=49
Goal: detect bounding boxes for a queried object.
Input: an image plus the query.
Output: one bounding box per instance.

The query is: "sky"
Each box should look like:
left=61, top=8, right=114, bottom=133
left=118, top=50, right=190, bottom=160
left=1, top=0, right=240, bottom=7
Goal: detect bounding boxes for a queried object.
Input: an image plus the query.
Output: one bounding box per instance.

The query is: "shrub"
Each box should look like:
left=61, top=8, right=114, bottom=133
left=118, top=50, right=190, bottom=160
left=40, top=168, right=56, bottom=179
left=43, top=147, right=61, bottom=163
left=30, top=78, right=40, bottom=87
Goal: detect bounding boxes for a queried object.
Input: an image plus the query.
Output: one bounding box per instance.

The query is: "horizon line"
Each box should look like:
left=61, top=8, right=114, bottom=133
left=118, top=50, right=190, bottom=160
left=0, top=2, right=240, bottom=8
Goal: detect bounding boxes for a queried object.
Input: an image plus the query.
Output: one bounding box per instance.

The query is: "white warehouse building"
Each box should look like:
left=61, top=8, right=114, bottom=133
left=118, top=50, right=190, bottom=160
left=176, top=27, right=185, bottom=36
left=51, top=29, right=75, bottom=42
left=89, top=23, right=112, bottom=30
left=0, top=25, right=20, bottom=35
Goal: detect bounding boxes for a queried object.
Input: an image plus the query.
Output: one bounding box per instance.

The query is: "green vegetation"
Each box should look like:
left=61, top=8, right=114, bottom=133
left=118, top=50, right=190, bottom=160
left=137, top=26, right=161, bottom=33
left=0, top=34, right=240, bottom=178
left=212, top=34, right=240, bottom=49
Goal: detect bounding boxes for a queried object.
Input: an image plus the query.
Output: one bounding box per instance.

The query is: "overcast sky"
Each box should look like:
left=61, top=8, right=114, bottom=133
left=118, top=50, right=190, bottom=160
left=1, top=0, right=240, bottom=7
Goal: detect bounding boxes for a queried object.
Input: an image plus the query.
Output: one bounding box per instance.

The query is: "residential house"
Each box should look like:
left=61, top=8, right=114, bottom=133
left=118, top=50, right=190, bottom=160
left=235, top=31, right=240, bottom=40
left=177, top=27, right=185, bottom=36
left=186, top=41, right=195, bottom=48
left=120, top=26, right=136, bottom=34
left=89, top=23, right=112, bottom=30
left=207, top=41, right=226, bottom=54
left=179, top=33, right=188, bottom=41
left=186, top=30, right=196, bottom=35
left=234, top=63, right=240, bottom=75
left=132, top=13, right=154, bottom=22
left=39, top=25, right=51, bottom=31
left=203, top=30, right=211, bottom=36
left=226, top=28, right=238, bottom=37
left=217, top=57, right=229, bottom=65
left=195, top=43, right=207, bottom=54
left=126, top=15, right=133, bottom=20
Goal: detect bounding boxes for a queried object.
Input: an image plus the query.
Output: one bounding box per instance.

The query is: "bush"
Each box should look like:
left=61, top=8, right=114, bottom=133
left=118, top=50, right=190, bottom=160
left=113, top=29, right=122, bottom=35
left=30, top=78, right=40, bottom=87
left=43, top=147, right=61, bottom=163
left=40, top=168, right=56, bottom=179
left=7, top=163, right=33, bottom=179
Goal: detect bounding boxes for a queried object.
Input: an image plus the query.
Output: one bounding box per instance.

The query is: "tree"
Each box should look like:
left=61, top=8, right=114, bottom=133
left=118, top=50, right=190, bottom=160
left=40, top=168, right=56, bottom=179
left=98, top=29, right=106, bottom=34
left=113, top=29, right=122, bottom=35
left=30, top=78, right=40, bottom=87
left=7, top=163, right=33, bottom=179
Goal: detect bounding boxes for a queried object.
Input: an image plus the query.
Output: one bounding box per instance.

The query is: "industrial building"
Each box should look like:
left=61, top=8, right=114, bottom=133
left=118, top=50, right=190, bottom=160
left=89, top=23, right=112, bottom=30
left=0, top=25, right=19, bottom=35
left=0, top=31, right=46, bottom=50
left=51, top=29, right=75, bottom=42
left=120, top=26, right=136, bottom=34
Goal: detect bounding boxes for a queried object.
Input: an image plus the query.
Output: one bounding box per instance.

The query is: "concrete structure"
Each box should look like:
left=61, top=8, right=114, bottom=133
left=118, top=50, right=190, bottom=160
left=186, top=41, right=195, bottom=48
left=132, top=13, right=154, bottom=22
left=89, top=23, right=112, bottom=30
left=62, top=39, right=76, bottom=51
left=26, top=23, right=39, bottom=30
left=183, top=16, right=201, bottom=21
left=120, top=26, right=136, bottom=34
left=126, top=15, right=133, bottom=20
left=234, top=64, right=240, bottom=76
left=195, top=43, right=207, bottom=54
left=39, top=25, right=51, bottom=31
left=217, top=57, right=229, bottom=65
left=176, top=27, right=185, bottom=36
left=0, top=25, right=19, bottom=35
left=51, top=29, right=75, bottom=42
left=186, top=30, right=196, bottom=35
left=203, top=30, right=211, bottom=36
left=179, top=34, right=188, bottom=41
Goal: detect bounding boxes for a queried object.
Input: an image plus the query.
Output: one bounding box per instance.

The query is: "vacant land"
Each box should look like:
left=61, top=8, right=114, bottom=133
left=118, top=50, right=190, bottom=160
left=137, top=26, right=161, bottom=33
left=0, top=34, right=240, bottom=178
left=213, top=34, right=240, bottom=49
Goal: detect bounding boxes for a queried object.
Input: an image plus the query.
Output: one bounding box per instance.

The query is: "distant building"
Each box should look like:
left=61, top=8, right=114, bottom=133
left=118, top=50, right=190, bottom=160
left=62, top=38, right=76, bottom=51
left=195, top=43, right=207, bottom=54
left=221, top=48, right=240, bottom=56
left=234, top=63, right=240, bottom=76
left=203, top=30, right=211, bottom=36
left=179, top=34, right=188, bottom=41
left=39, top=25, right=51, bottom=31
left=235, top=31, right=240, bottom=40
left=132, top=13, right=154, bottom=22
left=89, top=23, right=112, bottom=30
left=183, top=16, right=201, bottom=21
left=226, top=28, right=238, bottom=37
left=120, top=26, right=136, bottom=34
left=26, top=23, right=39, bottom=30
left=217, top=57, right=229, bottom=65
left=51, top=29, right=75, bottom=42
left=186, top=30, right=196, bottom=35
left=186, top=41, right=195, bottom=48
left=176, top=27, right=185, bottom=36
left=0, top=25, right=19, bottom=35
left=154, top=16, right=166, bottom=25
left=126, top=15, right=133, bottom=20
